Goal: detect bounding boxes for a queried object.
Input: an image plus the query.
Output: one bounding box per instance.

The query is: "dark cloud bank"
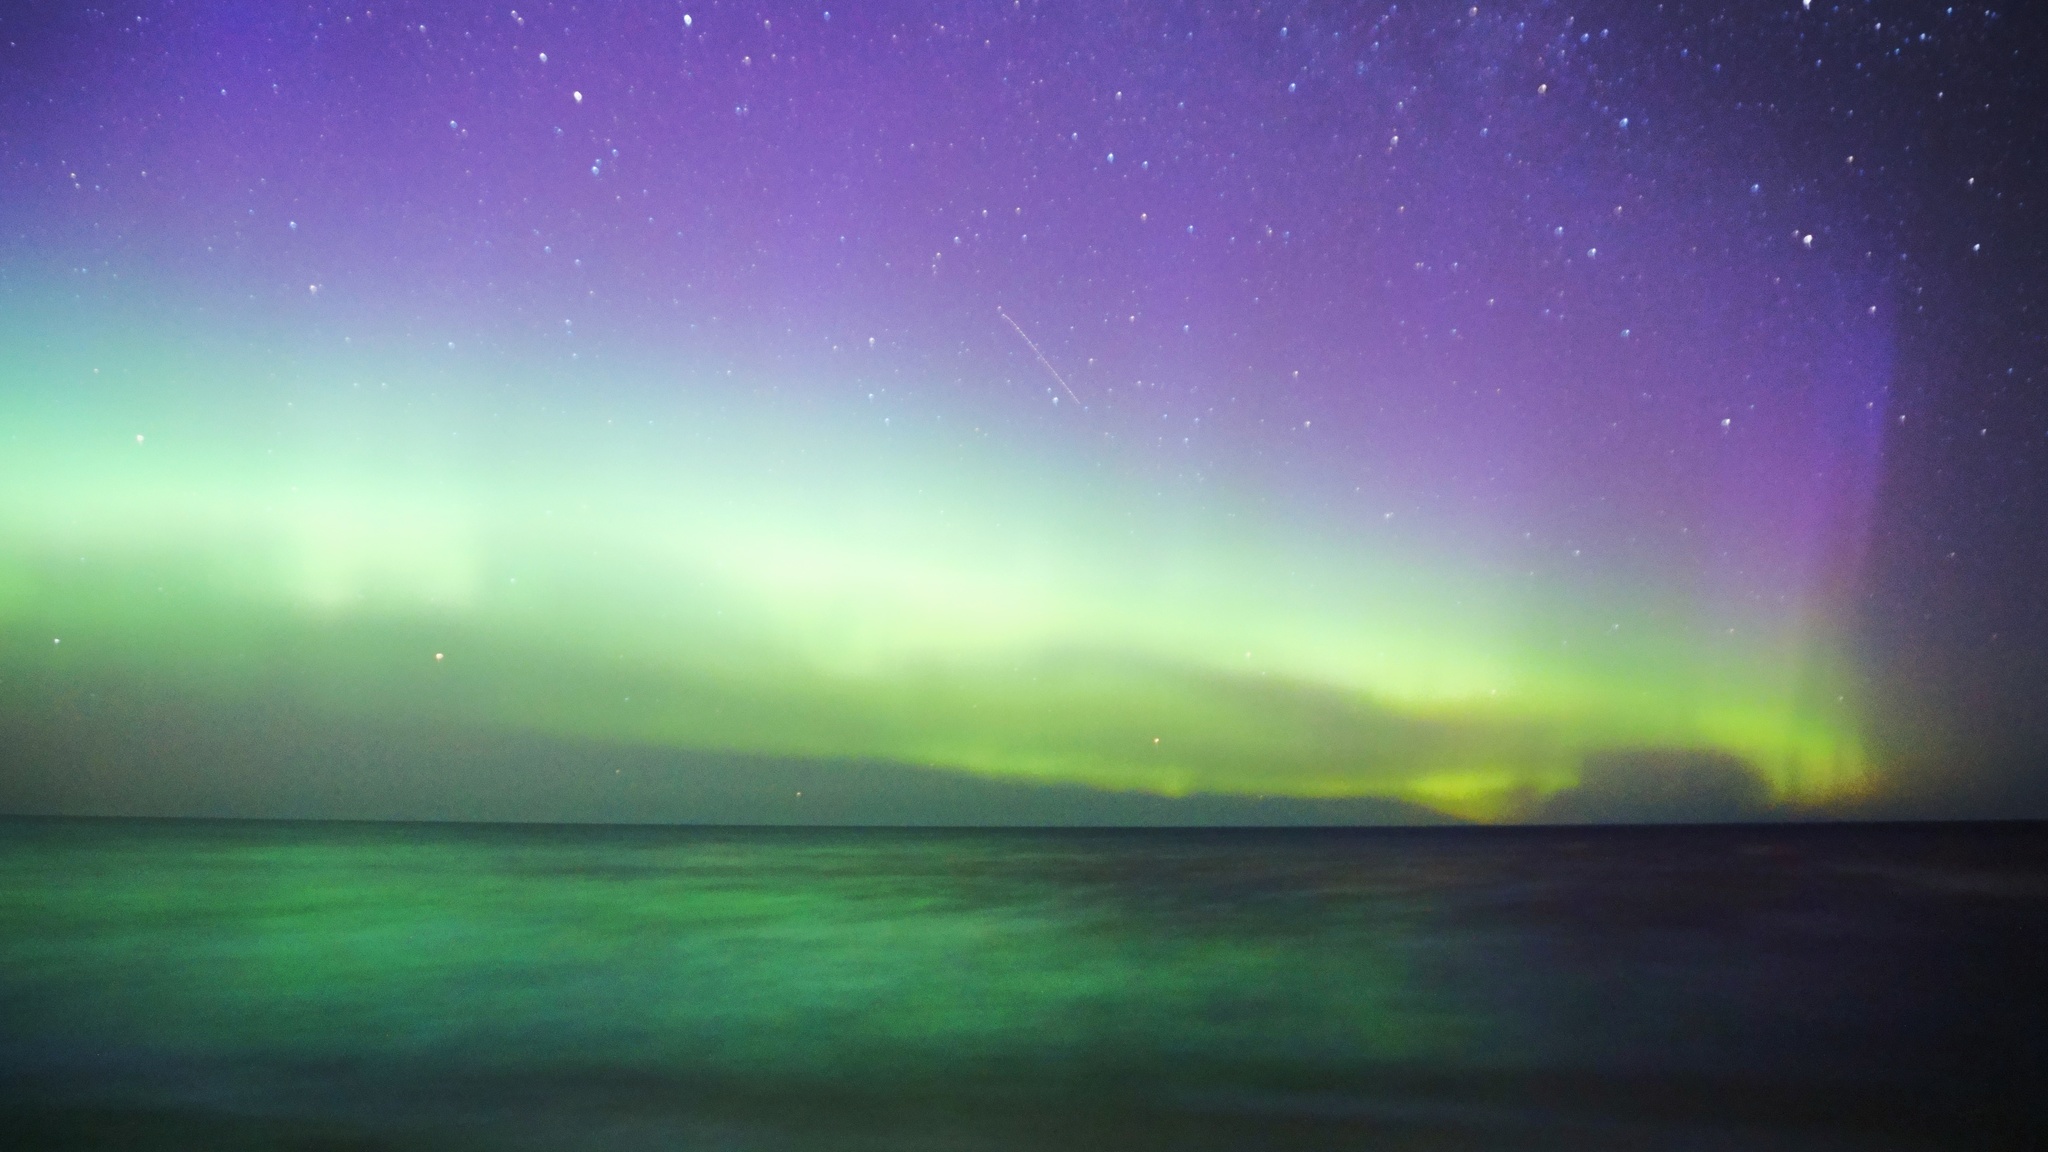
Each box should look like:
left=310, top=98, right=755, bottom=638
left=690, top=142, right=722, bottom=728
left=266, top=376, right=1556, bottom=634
left=0, top=678, right=1843, bottom=827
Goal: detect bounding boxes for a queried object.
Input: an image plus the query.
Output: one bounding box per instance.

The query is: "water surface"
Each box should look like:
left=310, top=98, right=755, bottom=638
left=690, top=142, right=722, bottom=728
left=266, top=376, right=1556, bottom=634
left=2, top=819, right=2042, bottom=1149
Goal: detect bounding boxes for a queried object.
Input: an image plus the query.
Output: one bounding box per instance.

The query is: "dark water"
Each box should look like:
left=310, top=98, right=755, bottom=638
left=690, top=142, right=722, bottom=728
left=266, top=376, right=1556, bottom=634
left=1, top=819, right=2042, bottom=1150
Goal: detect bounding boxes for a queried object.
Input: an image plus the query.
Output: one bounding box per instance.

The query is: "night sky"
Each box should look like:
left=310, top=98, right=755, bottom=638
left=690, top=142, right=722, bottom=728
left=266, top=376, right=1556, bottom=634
left=1, top=0, right=2042, bottom=823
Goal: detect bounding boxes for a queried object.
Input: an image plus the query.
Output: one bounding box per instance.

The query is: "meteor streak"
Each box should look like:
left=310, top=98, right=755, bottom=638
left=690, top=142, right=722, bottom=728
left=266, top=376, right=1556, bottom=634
left=999, top=309, right=1082, bottom=406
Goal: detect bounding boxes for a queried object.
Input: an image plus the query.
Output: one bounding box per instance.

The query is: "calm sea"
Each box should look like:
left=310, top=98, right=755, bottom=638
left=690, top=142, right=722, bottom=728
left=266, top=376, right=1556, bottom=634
left=1, top=819, right=2042, bottom=1150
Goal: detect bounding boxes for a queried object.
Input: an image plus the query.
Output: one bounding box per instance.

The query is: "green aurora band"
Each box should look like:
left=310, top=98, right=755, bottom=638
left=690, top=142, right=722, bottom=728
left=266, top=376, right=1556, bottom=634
left=0, top=296, right=1867, bottom=821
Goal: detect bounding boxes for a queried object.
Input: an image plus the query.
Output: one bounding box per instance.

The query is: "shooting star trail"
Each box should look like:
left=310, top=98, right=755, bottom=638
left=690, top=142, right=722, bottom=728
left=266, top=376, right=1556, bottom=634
left=999, top=309, right=1082, bottom=406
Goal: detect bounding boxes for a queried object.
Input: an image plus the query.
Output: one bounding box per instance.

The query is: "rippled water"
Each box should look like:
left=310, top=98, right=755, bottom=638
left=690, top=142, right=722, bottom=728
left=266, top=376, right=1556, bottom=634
left=2, top=819, right=2042, bottom=1149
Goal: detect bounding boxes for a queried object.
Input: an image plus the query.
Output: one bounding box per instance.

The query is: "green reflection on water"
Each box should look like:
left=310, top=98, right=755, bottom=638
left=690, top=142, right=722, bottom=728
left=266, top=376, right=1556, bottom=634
left=1, top=823, right=1469, bottom=1095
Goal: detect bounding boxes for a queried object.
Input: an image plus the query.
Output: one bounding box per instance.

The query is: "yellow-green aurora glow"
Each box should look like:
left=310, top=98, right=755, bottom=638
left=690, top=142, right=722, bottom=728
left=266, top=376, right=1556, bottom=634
left=0, top=296, right=1869, bottom=821
left=1, top=0, right=1919, bottom=822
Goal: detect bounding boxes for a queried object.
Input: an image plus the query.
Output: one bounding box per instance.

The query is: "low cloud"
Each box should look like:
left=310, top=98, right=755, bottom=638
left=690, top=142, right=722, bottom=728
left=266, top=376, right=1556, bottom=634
left=1539, top=748, right=1772, bottom=824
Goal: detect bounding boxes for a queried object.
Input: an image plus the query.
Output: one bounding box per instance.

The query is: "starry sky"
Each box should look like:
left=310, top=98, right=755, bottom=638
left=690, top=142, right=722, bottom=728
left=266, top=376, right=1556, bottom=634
left=1, top=0, right=2042, bottom=823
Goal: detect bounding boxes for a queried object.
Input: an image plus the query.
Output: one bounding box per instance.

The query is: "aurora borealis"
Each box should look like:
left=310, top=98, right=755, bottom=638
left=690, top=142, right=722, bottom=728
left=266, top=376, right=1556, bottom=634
left=1, top=0, right=2034, bottom=822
